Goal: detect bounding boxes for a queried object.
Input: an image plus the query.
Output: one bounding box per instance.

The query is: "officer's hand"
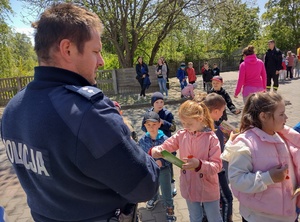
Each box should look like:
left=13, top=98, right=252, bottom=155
left=151, top=147, right=163, bottom=158
left=276, top=70, right=279, bottom=75
left=269, top=164, right=288, bottom=183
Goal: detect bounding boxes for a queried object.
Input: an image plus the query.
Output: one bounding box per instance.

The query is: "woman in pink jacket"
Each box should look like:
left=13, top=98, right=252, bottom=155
left=234, top=45, right=266, bottom=103
left=151, top=100, right=223, bottom=222
left=222, top=92, right=300, bottom=222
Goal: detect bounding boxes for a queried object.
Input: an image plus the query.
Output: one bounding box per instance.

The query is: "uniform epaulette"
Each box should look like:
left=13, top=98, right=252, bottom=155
left=64, top=85, right=103, bottom=103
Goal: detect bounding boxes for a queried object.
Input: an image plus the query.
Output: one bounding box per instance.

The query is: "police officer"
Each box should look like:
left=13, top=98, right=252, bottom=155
left=264, top=40, right=283, bottom=92
left=1, top=3, right=159, bottom=222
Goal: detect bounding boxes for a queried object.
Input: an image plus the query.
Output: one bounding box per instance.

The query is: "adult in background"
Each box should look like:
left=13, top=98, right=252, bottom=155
left=1, top=3, right=159, bottom=222
left=136, top=56, right=150, bottom=100
left=161, top=57, right=170, bottom=90
left=264, top=40, right=283, bottom=92
left=156, top=57, right=168, bottom=98
left=234, top=45, right=266, bottom=103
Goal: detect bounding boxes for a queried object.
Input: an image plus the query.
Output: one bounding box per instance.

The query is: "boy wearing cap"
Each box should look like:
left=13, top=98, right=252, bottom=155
left=176, top=63, right=187, bottom=96
left=208, top=76, right=241, bottom=121
left=141, top=92, right=177, bottom=198
left=141, top=92, right=176, bottom=137
left=139, top=111, right=176, bottom=221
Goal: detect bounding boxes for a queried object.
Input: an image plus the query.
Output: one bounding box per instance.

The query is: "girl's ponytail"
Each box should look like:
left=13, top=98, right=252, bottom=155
left=198, top=102, right=215, bottom=131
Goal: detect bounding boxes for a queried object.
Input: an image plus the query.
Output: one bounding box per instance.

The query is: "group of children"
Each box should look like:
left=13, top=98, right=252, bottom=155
left=113, top=83, right=241, bottom=221
left=279, top=51, right=300, bottom=81
left=115, top=65, right=300, bottom=222
left=177, top=62, right=221, bottom=99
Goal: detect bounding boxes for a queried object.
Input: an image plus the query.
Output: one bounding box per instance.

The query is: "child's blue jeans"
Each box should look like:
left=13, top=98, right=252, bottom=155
left=186, top=199, right=223, bottom=222
left=151, top=165, right=173, bottom=208
left=180, top=80, right=187, bottom=90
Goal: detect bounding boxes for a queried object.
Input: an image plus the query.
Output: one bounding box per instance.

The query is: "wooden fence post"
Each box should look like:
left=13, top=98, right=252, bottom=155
left=112, top=69, right=118, bottom=94
left=17, top=77, right=21, bottom=91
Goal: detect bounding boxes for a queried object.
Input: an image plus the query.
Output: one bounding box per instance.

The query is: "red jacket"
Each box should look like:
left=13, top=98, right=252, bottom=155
left=186, top=67, right=197, bottom=82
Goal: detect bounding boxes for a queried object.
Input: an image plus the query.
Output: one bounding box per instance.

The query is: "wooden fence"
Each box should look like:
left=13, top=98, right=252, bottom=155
left=0, top=67, right=160, bottom=106
left=0, top=77, right=33, bottom=106
left=1, top=54, right=255, bottom=106
left=115, top=66, right=159, bottom=94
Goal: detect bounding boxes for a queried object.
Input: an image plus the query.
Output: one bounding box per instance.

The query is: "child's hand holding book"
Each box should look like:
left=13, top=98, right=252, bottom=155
left=182, top=155, right=201, bottom=171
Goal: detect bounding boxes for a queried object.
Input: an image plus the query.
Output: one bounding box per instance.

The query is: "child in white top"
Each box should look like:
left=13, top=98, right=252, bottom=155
left=222, top=92, right=300, bottom=222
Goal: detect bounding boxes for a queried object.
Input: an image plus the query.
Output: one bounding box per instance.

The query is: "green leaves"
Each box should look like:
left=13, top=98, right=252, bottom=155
left=0, top=25, right=37, bottom=78
left=262, top=0, right=300, bottom=51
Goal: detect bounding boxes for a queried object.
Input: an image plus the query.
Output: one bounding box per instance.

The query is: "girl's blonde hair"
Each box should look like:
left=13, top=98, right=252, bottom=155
left=240, top=92, right=283, bottom=133
left=178, top=100, right=215, bottom=131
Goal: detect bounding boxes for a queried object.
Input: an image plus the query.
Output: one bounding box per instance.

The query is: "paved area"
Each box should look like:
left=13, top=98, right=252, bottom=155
left=0, top=71, right=299, bottom=222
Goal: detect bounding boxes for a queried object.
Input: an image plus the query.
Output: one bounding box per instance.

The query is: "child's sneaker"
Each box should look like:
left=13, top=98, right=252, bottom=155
left=171, top=182, right=177, bottom=197
left=146, top=197, right=158, bottom=210
left=166, top=207, right=176, bottom=221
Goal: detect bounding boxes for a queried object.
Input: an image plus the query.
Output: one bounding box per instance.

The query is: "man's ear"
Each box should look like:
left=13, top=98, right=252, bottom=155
left=59, top=39, right=72, bottom=62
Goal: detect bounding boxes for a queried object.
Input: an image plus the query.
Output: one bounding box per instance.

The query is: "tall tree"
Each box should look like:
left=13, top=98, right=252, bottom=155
left=207, top=0, right=260, bottom=56
left=21, top=0, right=227, bottom=67
left=0, top=0, right=37, bottom=78
left=81, top=0, right=224, bottom=66
left=262, top=0, right=300, bottom=51
left=0, top=0, right=12, bottom=21
left=0, top=0, right=14, bottom=77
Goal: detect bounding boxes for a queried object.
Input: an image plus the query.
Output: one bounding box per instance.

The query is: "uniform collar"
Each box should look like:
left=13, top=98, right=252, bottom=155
left=34, top=66, right=92, bottom=86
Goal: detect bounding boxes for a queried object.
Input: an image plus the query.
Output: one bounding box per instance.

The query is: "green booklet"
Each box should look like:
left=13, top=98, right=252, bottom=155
left=161, top=150, right=185, bottom=169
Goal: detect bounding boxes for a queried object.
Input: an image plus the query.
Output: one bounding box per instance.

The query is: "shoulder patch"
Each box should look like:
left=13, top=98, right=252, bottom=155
left=64, top=85, right=103, bottom=103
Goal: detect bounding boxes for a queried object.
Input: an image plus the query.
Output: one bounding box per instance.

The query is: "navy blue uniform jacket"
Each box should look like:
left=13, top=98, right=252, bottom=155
left=1, top=67, right=160, bottom=222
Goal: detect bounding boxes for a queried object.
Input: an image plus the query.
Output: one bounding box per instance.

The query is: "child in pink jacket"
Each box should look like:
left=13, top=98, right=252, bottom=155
left=150, top=100, right=223, bottom=222
left=181, top=83, right=197, bottom=99
left=222, top=92, right=300, bottom=222
left=235, top=45, right=266, bottom=104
